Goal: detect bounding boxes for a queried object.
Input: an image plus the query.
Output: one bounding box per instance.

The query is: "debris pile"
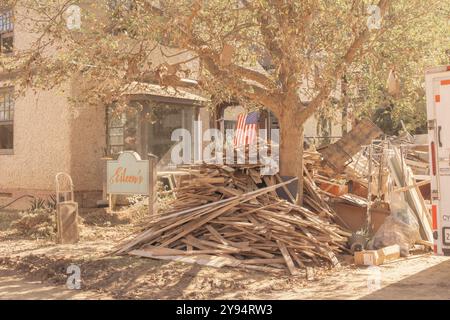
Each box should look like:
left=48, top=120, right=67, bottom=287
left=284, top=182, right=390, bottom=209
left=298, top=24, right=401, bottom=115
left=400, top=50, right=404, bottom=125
left=116, top=119, right=434, bottom=272
left=115, top=164, right=350, bottom=274
left=317, top=121, right=433, bottom=259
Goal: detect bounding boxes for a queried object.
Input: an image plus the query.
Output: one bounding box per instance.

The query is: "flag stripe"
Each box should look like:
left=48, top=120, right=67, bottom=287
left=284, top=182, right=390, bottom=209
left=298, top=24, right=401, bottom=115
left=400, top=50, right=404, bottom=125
left=234, top=113, right=246, bottom=146
left=234, top=113, right=258, bottom=147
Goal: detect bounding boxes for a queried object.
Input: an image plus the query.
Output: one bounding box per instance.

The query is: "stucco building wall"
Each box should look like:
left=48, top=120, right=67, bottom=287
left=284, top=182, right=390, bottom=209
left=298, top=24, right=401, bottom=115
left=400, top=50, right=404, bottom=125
left=0, top=85, right=73, bottom=190
left=0, top=83, right=106, bottom=207
left=0, top=7, right=106, bottom=207
left=69, top=80, right=106, bottom=193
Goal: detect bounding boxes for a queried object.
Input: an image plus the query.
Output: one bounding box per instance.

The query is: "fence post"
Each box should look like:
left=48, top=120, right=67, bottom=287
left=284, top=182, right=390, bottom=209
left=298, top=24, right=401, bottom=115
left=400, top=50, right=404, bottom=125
left=148, top=153, right=158, bottom=215
left=101, top=156, right=112, bottom=203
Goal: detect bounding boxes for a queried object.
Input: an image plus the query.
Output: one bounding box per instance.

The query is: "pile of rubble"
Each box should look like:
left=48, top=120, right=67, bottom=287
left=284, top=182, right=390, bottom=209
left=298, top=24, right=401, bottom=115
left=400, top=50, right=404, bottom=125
left=116, top=118, right=433, bottom=272
left=115, top=164, right=350, bottom=275
left=316, top=121, right=433, bottom=263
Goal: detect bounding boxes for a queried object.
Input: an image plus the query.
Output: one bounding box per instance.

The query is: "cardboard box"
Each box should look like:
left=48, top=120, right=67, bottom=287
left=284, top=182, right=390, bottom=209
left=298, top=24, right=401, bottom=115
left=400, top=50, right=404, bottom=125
left=354, top=245, right=401, bottom=266
left=354, top=250, right=383, bottom=266
left=378, top=245, right=401, bottom=263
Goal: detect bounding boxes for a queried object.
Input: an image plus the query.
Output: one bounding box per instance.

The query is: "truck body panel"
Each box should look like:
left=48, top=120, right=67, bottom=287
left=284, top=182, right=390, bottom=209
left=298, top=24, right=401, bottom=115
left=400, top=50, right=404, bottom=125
left=425, top=66, right=450, bottom=255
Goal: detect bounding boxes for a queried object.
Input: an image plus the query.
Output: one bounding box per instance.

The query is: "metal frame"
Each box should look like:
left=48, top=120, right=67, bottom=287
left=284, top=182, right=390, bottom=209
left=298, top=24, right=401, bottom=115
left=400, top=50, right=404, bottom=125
left=0, top=86, right=14, bottom=152
left=55, top=172, right=74, bottom=204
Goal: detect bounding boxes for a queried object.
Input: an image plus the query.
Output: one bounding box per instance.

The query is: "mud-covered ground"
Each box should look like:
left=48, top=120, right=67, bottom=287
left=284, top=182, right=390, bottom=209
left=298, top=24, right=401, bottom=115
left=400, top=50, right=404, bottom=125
left=0, top=208, right=449, bottom=300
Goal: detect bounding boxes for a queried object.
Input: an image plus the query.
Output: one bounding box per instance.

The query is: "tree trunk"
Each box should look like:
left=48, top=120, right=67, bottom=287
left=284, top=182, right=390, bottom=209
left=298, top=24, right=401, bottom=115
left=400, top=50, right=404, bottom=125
left=279, top=116, right=304, bottom=205
left=341, top=75, right=349, bottom=135
left=296, top=126, right=304, bottom=206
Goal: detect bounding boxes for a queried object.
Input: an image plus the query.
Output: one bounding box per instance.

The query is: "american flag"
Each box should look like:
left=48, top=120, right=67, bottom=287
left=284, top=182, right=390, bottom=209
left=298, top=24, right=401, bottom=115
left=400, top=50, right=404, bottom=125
left=233, top=111, right=259, bottom=147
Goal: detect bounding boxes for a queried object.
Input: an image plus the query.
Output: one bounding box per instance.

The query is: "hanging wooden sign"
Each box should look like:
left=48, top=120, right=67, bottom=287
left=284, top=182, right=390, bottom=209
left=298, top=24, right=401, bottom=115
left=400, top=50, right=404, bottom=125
left=107, top=151, right=150, bottom=195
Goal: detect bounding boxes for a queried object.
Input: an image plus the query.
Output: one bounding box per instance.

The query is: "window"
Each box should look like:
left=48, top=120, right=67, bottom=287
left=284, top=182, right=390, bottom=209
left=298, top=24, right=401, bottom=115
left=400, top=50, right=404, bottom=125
left=0, top=87, right=14, bottom=151
left=107, top=106, right=127, bottom=155
left=0, top=9, right=13, bottom=54
left=107, top=103, right=141, bottom=155
left=144, top=102, right=197, bottom=165
left=107, top=100, right=199, bottom=169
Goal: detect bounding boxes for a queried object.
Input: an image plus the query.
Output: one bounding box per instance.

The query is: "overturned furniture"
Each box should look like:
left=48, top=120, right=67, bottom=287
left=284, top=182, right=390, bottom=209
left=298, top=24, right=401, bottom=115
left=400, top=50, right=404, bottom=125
left=320, top=118, right=384, bottom=173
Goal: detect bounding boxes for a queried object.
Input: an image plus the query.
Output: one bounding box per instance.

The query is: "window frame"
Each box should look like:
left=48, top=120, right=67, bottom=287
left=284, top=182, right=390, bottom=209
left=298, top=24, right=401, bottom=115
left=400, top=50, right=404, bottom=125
left=106, top=97, right=201, bottom=161
left=107, top=105, right=127, bottom=156
left=0, top=8, right=14, bottom=55
left=0, top=86, right=14, bottom=154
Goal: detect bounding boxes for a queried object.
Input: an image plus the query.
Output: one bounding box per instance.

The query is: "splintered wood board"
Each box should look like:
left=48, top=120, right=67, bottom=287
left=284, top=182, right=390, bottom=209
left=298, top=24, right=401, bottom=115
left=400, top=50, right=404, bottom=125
left=277, top=240, right=298, bottom=275
left=129, top=248, right=241, bottom=268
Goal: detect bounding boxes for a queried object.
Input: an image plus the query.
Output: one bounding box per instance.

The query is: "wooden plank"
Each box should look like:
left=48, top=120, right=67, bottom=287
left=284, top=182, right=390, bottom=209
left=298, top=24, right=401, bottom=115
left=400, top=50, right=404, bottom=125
left=129, top=249, right=241, bottom=268
left=206, top=225, right=229, bottom=245
left=288, top=248, right=305, bottom=268
left=276, top=240, right=298, bottom=275
left=249, top=169, right=263, bottom=184
left=306, top=267, right=315, bottom=281
left=193, top=177, right=226, bottom=184
left=239, top=264, right=285, bottom=274
left=405, top=159, right=428, bottom=168
left=185, top=235, right=247, bottom=253
left=249, top=247, right=276, bottom=259
left=205, top=225, right=250, bottom=249
left=393, top=179, right=430, bottom=193
left=159, top=201, right=240, bottom=247
left=241, top=258, right=285, bottom=265
left=275, top=174, right=296, bottom=203
left=298, top=225, right=341, bottom=268
left=387, top=147, right=433, bottom=242
left=262, top=176, right=278, bottom=197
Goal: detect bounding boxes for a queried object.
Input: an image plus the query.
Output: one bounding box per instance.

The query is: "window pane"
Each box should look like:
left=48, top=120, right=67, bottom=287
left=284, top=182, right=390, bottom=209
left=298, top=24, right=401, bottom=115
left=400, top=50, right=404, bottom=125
left=146, top=103, right=196, bottom=165
left=0, top=10, right=13, bottom=32
left=1, top=35, right=13, bottom=53
left=0, top=88, right=13, bottom=121
left=109, top=127, right=123, bottom=136
left=0, top=124, right=13, bottom=149
left=108, top=111, right=126, bottom=127
left=0, top=87, right=14, bottom=150
left=107, top=106, right=126, bottom=155
left=110, top=136, right=123, bottom=145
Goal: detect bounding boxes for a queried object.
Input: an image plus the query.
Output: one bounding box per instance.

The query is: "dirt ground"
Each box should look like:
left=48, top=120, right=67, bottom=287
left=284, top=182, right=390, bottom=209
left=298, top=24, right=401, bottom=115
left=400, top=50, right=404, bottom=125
left=0, top=208, right=449, bottom=300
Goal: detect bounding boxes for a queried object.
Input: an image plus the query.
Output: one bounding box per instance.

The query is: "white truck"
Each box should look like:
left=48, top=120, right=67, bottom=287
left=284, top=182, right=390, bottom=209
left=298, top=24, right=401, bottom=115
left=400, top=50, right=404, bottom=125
left=425, top=65, right=450, bottom=255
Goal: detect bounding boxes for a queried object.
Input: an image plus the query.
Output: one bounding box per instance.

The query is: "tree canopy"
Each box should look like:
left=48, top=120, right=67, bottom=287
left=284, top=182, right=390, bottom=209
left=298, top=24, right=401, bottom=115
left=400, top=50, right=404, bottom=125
left=1, top=0, right=448, bottom=202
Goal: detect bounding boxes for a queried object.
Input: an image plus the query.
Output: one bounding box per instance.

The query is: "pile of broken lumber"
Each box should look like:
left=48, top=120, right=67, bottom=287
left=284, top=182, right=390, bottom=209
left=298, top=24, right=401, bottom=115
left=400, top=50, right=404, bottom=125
left=162, top=163, right=338, bottom=220
left=115, top=164, right=351, bottom=275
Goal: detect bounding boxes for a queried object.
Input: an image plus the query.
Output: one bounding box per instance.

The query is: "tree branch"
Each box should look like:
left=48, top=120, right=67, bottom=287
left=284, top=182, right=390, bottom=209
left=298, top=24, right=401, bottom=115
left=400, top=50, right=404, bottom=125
left=297, top=0, right=390, bottom=125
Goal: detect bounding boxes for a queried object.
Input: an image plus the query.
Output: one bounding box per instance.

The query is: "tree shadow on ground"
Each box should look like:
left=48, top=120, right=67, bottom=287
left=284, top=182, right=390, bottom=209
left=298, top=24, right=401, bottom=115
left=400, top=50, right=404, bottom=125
left=361, top=259, right=450, bottom=300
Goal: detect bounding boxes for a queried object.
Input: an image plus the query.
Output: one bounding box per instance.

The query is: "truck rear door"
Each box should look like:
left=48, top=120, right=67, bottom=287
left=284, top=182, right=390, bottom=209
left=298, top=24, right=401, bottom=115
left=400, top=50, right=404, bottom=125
left=425, top=66, right=450, bottom=255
